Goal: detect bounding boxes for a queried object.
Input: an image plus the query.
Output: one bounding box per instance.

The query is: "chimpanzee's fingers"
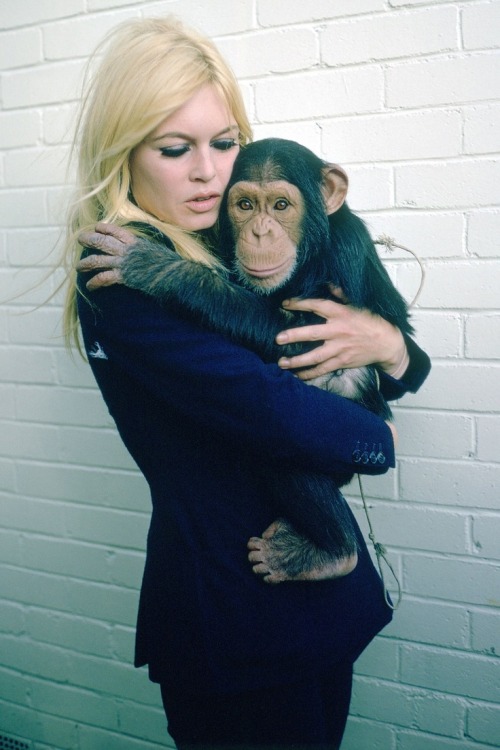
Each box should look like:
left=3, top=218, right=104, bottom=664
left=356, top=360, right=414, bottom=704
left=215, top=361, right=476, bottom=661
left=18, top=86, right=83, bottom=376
left=77, top=254, right=124, bottom=272
left=77, top=229, right=129, bottom=255
left=85, top=269, right=124, bottom=290
left=94, top=222, right=137, bottom=245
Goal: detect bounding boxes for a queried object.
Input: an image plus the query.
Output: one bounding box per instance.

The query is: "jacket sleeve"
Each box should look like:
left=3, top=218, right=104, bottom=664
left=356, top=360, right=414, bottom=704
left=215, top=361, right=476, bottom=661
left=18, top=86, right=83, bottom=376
left=79, top=281, right=396, bottom=478
left=378, top=334, right=431, bottom=401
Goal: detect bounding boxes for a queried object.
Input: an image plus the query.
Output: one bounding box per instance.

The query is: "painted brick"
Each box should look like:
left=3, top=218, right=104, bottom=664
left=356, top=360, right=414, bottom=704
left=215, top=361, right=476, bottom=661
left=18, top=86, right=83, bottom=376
left=118, top=701, right=171, bottom=745
left=259, top=0, right=384, bottom=26
left=396, top=160, right=500, bottom=210
left=15, top=461, right=149, bottom=510
left=79, top=723, right=174, bottom=750
left=399, top=311, right=463, bottom=359
left=342, top=716, right=396, bottom=750
left=468, top=210, right=500, bottom=258
left=386, top=53, right=500, bottom=108
left=7, top=307, right=62, bottom=345
left=0, top=601, right=25, bottom=635
left=6, top=228, right=61, bottom=265
left=0, top=345, right=54, bottom=384
left=344, top=165, right=393, bottom=211
left=43, top=103, right=78, bottom=145
left=464, top=104, right=500, bottom=155
left=354, top=637, right=399, bottom=681
left=384, top=597, right=469, bottom=649
left=22, top=536, right=112, bottom=582
left=476, top=415, right=500, bottom=463
left=363, top=211, right=465, bottom=259
left=466, top=315, right=500, bottom=358
left=31, top=679, right=120, bottom=728
left=255, top=67, right=384, bottom=122
left=253, top=121, right=322, bottom=153
left=0, top=27, right=42, bottom=69
left=463, top=1, right=500, bottom=51
left=2, top=60, right=86, bottom=109
left=403, top=555, right=500, bottom=608
left=0, top=0, right=83, bottom=29
left=397, top=363, right=500, bottom=413
left=321, top=6, right=457, bottom=66
left=0, top=189, right=46, bottom=227
left=15, top=384, right=114, bottom=427
left=401, top=644, right=500, bottom=703
left=322, top=109, right=462, bottom=163
left=0, top=110, right=41, bottom=149
left=163, top=0, right=254, bottom=37
left=43, top=11, right=139, bottom=60
left=396, top=411, right=472, bottom=460
left=400, top=458, right=499, bottom=508
left=472, top=516, right=500, bottom=562
left=218, top=28, right=317, bottom=78
left=397, top=730, right=495, bottom=750
left=398, top=260, right=500, bottom=309
left=467, top=703, right=500, bottom=746
left=353, top=678, right=466, bottom=736
left=4, top=147, right=70, bottom=188
left=360, top=503, right=467, bottom=554
left=27, top=608, right=112, bottom=657
left=0, top=700, right=79, bottom=750
left=471, top=609, right=500, bottom=656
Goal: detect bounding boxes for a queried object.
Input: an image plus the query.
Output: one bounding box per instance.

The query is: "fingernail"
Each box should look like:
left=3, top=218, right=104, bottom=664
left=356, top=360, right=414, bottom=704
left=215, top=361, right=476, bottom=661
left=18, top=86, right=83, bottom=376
left=278, top=358, right=291, bottom=368
left=282, top=299, right=290, bottom=307
left=276, top=333, right=288, bottom=343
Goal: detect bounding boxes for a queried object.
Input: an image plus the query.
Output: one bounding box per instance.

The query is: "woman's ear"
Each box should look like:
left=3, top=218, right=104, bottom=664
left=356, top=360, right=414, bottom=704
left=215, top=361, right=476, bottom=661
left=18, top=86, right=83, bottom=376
left=321, top=164, right=348, bottom=215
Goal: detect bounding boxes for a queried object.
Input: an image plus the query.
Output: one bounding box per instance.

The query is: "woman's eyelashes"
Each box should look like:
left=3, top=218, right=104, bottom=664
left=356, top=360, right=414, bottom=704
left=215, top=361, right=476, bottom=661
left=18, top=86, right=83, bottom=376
left=159, top=138, right=238, bottom=158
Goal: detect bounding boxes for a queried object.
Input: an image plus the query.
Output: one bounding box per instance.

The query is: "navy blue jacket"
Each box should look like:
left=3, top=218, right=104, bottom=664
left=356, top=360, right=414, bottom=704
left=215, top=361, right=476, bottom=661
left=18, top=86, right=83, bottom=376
left=77, top=272, right=430, bottom=694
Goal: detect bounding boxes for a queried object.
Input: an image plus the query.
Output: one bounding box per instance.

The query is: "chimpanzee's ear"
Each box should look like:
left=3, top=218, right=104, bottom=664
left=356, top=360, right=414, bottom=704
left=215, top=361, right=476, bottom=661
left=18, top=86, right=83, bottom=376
left=321, top=164, right=348, bottom=215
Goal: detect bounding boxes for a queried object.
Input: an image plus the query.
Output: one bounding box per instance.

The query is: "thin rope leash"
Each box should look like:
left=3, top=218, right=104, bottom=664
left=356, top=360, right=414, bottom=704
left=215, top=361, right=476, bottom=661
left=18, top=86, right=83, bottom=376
left=355, top=234, right=424, bottom=611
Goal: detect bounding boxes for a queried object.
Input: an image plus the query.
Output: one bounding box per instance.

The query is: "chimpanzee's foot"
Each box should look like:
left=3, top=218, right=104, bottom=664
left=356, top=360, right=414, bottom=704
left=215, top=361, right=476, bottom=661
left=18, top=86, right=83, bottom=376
left=247, top=518, right=358, bottom=585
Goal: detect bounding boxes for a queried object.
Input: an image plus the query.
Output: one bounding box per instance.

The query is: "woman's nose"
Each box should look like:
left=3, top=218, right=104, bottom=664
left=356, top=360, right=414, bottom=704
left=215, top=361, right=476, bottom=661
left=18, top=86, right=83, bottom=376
left=190, top=148, right=216, bottom=181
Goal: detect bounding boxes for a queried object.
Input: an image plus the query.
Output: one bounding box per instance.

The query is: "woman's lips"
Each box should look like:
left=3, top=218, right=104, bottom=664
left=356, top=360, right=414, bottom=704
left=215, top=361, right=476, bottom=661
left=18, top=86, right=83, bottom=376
left=186, top=194, right=220, bottom=213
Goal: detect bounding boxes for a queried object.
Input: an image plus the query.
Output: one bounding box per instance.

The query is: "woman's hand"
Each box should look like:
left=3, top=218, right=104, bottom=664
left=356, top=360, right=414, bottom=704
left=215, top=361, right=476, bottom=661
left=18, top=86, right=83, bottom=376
left=276, top=288, right=408, bottom=381
left=76, top=222, right=137, bottom=290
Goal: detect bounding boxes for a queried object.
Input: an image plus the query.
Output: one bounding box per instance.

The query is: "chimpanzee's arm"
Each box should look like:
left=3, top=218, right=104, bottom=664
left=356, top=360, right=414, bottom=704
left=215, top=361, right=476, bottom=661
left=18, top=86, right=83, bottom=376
left=119, top=236, right=300, bottom=362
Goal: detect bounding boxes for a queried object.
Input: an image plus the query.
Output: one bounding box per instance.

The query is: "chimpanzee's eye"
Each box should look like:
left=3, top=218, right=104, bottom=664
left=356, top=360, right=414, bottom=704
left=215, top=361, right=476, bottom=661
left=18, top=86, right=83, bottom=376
left=274, top=199, right=290, bottom=210
left=237, top=198, right=253, bottom=210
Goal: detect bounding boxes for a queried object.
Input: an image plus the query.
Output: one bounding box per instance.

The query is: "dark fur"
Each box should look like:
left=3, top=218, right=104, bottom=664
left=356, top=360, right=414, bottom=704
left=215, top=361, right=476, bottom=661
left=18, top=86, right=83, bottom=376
left=119, top=139, right=412, bottom=565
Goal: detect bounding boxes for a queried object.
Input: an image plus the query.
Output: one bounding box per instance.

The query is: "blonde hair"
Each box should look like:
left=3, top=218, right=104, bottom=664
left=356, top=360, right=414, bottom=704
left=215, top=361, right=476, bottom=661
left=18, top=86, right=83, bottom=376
left=63, top=15, right=252, bottom=350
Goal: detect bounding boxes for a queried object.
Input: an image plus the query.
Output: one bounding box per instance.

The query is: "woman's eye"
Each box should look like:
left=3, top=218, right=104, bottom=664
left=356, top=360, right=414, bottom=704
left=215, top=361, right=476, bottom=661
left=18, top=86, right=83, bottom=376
left=159, top=146, right=190, bottom=158
left=212, top=138, right=238, bottom=152
left=274, top=199, right=290, bottom=210
left=237, top=198, right=253, bottom=210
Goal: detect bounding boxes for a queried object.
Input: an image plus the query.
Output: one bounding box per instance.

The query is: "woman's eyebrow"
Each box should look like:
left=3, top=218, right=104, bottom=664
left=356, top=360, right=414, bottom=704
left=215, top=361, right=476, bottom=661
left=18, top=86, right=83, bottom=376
left=150, top=124, right=239, bottom=143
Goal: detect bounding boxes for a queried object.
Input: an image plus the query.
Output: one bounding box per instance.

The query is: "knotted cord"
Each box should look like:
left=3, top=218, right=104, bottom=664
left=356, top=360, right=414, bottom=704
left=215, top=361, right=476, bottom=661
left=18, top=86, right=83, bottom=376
left=355, top=234, right=425, bottom=611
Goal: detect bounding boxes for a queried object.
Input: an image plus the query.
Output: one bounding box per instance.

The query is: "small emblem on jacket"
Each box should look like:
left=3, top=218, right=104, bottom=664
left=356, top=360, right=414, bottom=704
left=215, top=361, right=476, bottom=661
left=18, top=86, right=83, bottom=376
left=88, top=341, right=108, bottom=360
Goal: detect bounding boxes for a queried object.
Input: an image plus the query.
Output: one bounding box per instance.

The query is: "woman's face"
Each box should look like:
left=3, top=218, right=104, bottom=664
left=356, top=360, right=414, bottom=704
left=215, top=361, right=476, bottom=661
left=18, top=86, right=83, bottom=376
left=130, top=85, right=240, bottom=231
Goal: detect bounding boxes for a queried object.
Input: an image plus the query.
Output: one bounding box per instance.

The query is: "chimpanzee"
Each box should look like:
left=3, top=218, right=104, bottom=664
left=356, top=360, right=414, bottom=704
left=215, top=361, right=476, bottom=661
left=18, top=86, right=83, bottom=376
left=78, top=138, right=412, bottom=583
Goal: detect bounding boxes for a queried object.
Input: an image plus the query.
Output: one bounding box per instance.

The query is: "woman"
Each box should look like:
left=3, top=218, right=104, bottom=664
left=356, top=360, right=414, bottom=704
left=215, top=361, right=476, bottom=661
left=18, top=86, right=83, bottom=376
left=64, top=16, right=430, bottom=749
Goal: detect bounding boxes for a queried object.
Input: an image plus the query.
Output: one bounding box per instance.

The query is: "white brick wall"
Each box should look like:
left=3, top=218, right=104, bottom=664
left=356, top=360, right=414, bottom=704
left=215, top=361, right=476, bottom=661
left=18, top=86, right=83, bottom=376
left=1, top=1, right=499, bottom=748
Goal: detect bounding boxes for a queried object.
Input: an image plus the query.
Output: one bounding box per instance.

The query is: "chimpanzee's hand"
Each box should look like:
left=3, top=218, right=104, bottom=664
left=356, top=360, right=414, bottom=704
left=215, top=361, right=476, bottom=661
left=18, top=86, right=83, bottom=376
left=76, top=222, right=138, bottom=290
left=275, top=286, right=407, bottom=380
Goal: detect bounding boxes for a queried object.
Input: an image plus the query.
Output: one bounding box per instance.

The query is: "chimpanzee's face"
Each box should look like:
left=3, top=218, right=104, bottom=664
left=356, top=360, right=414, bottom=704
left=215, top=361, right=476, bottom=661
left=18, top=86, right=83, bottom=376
left=227, top=180, right=305, bottom=293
